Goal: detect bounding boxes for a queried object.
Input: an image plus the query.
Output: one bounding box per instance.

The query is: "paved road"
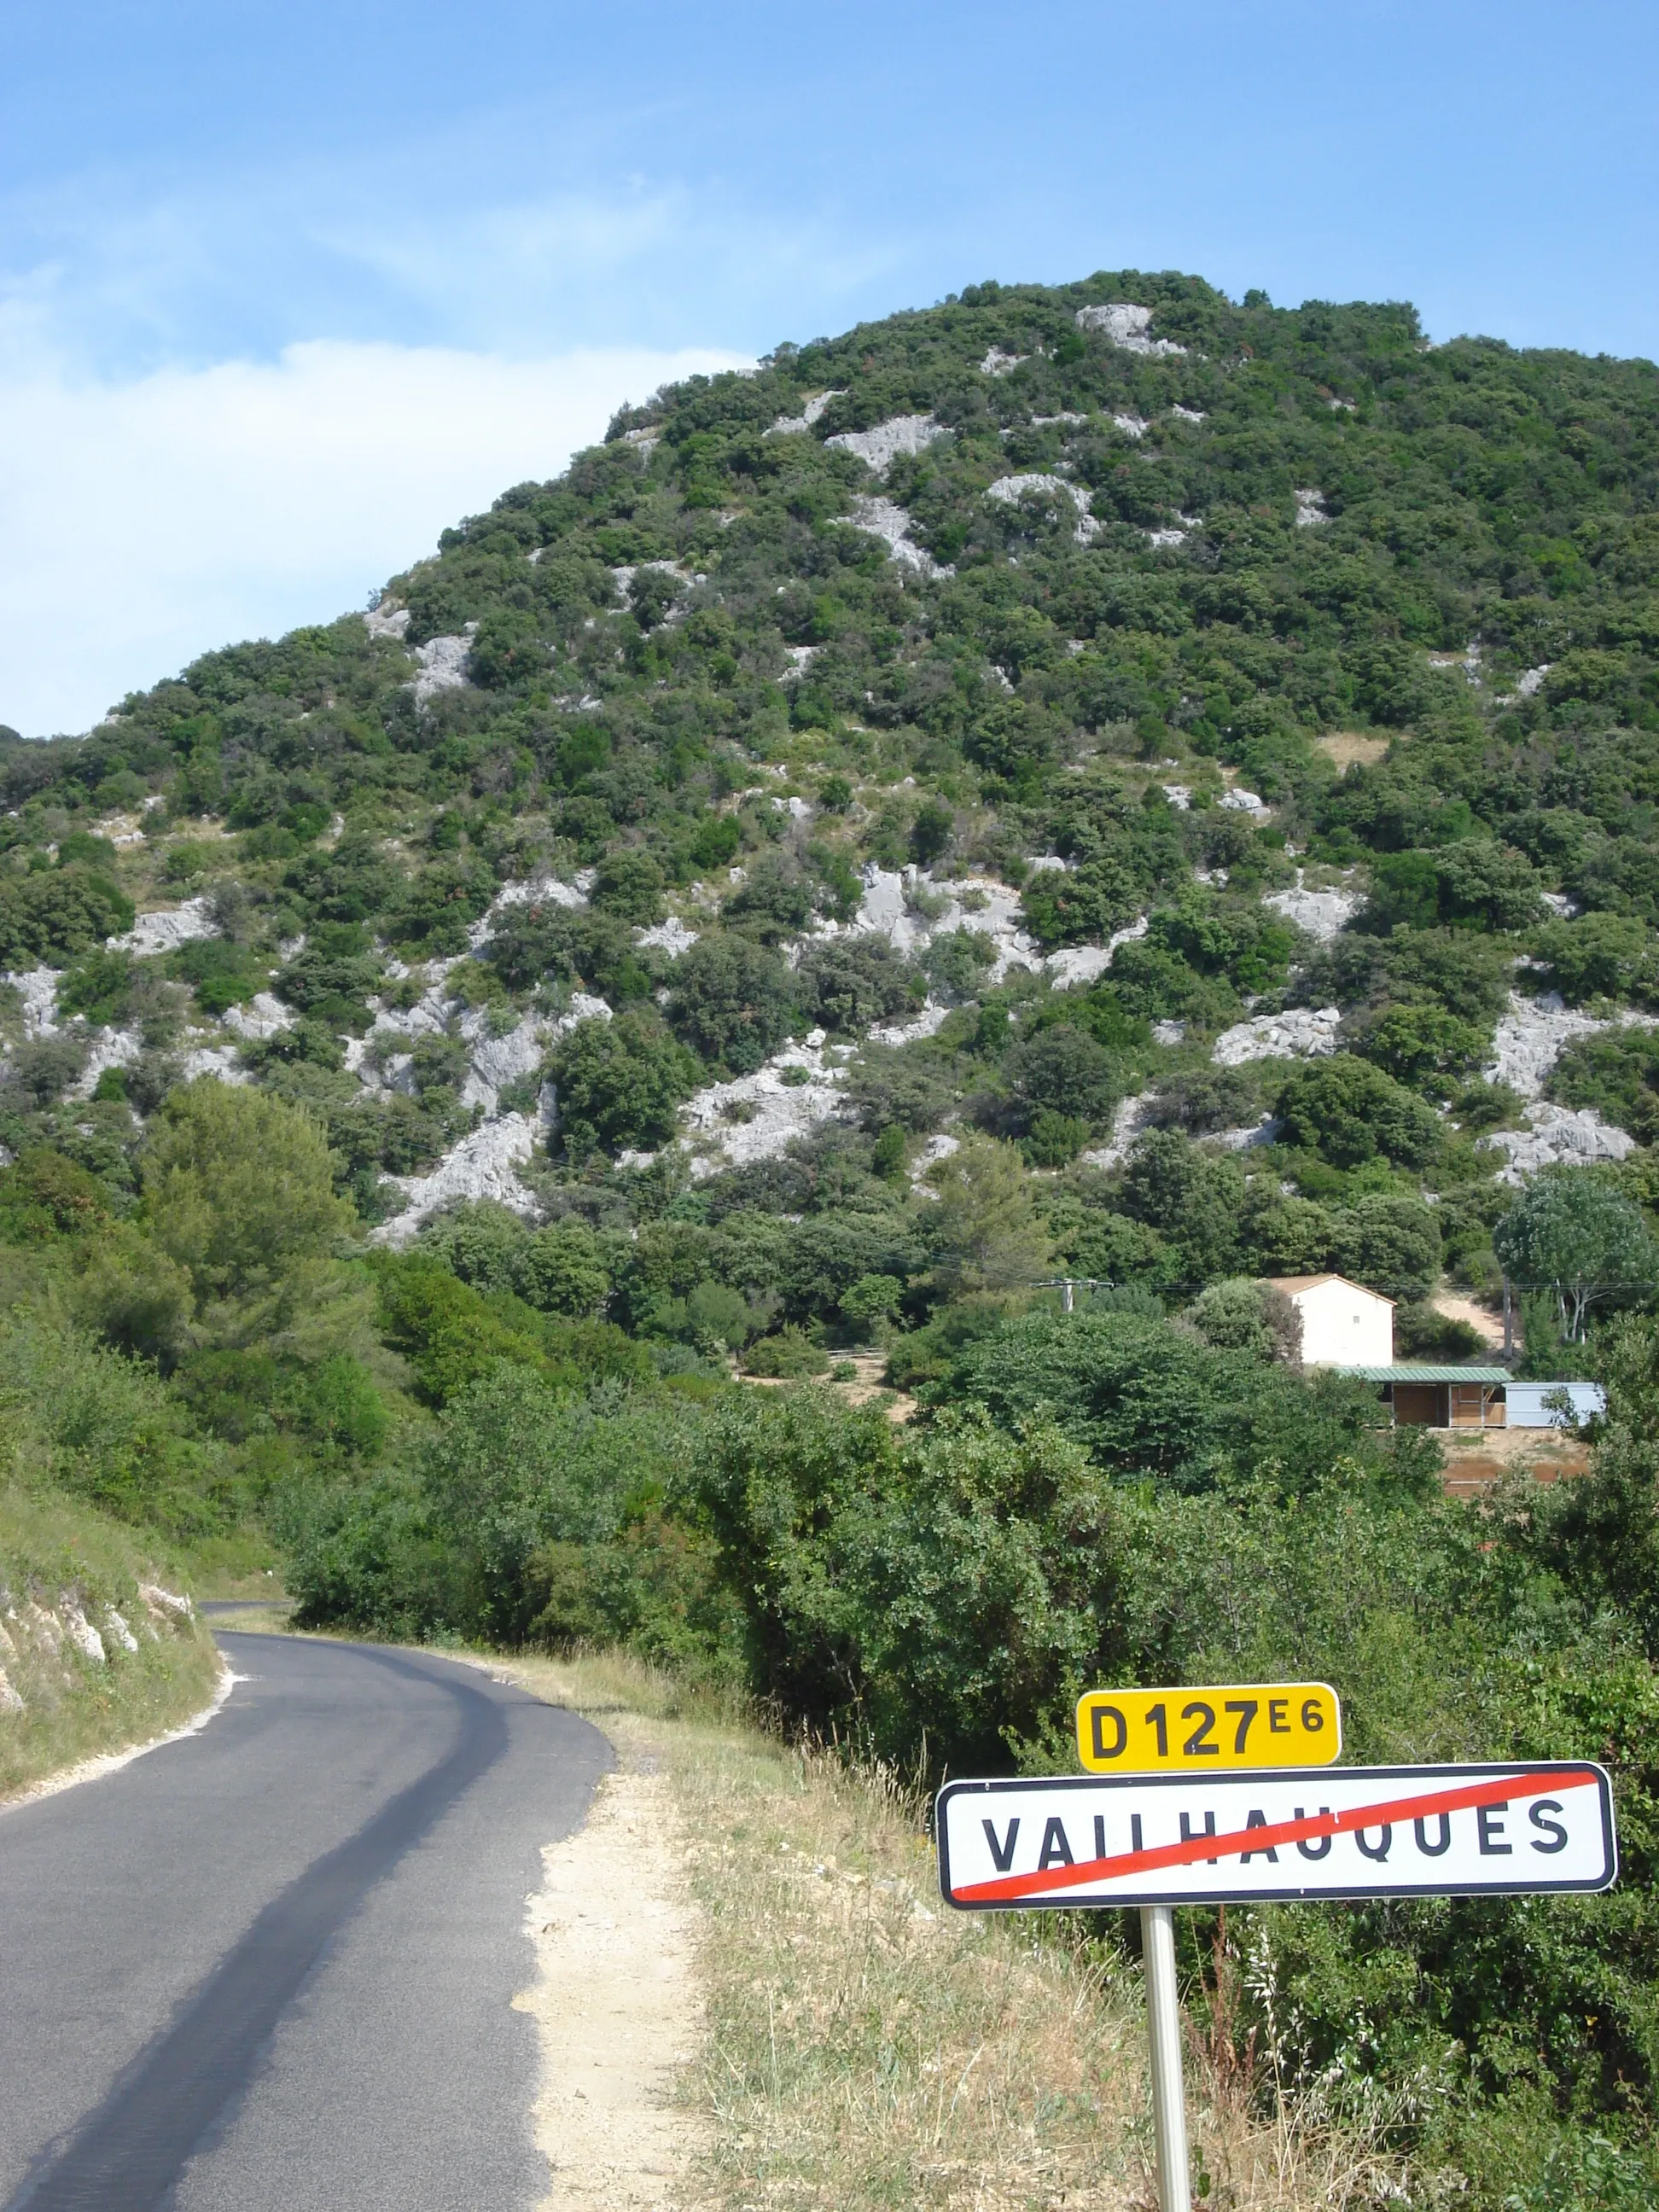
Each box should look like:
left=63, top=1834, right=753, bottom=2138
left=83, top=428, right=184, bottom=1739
left=0, top=1632, right=611, bottom=2211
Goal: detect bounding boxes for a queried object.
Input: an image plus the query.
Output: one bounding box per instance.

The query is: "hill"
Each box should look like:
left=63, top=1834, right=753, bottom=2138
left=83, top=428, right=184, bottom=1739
left=4, top=271, right=1659, bottom=2197
left=3, top=271, right=1656, bottom=1331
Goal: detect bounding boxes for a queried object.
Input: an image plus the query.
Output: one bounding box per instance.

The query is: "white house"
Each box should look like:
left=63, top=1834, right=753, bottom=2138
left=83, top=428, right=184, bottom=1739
left=1266, top=1274, right=1394, bottom=1368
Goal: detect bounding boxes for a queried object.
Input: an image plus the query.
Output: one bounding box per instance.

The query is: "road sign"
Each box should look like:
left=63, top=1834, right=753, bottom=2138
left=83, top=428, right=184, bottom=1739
left=938, top=1762, right=1616, bottom=1910
left=1076, top=1682, right=1339, bottom=1773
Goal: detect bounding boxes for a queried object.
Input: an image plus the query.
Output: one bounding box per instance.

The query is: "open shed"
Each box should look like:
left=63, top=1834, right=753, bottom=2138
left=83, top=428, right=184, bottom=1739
left=1340, top=1365, right=1513, bottom=1429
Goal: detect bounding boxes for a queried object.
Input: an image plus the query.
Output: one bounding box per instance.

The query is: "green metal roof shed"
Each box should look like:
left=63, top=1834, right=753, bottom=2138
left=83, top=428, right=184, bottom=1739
left=1336, top=1365, right=1511, bottom=1384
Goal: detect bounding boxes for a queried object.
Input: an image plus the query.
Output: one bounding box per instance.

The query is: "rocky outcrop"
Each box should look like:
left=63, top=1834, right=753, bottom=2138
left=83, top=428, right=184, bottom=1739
left=1213, top=1006, right=1342, bottom=1067
left=1079, top=1092, right=1155, bottom=1171
left=986, top=473, right=1099, bottom=545
left=1265, top=872, right=1359, bottom=942
left=1484, top=992, right=1659, bottom=1098
left=765, top=390, right=844, bottom=435
left=108, top=899, right=218, bottom=956
left=374, top=1114, right=547, bottom=1242
left=70, top=1026, right=143, bottom=1098
left=1074, top=303, right=1187, bottom=357
left=681, top=1034, right=854, bottom=1177
left=636, top=917, right=700, bottom=957
left=363, top=601, right=411, bottom=641
left=0, top=1576, right=196, bottom=1722
left=1486, top=1103, right=1638, bottom=1185
left=220, top=992, right=294, bottom=1041
left=411, top=626, right=476, bottom=706
left=825, top=415, right=949, bottom=474
left=841, top=496, right=954, bottom=579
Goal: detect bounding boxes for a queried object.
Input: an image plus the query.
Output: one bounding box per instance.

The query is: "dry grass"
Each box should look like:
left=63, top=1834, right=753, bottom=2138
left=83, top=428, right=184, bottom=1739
left=493, top=1650, right=1417, bottom=2212
left=1315, top=733, right=1391, bottom=771
left=735, top=1353, right=918, bottom=1425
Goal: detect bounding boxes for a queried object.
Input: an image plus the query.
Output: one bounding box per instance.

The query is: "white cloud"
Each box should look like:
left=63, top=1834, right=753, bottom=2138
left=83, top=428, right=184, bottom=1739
left=0, top=336, right=748, bottom=736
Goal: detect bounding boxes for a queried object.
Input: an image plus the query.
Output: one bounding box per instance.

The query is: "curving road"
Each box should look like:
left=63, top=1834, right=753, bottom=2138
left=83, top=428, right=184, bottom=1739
left=0, top=1629, right=611, bottom=2211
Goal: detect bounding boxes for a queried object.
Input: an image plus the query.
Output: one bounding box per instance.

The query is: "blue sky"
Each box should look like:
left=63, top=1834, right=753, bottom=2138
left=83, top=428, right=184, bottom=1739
left=3, top=0, right=1656, bottom=734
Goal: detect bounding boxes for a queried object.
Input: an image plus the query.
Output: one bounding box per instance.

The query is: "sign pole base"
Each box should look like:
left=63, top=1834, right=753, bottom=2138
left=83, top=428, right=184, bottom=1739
left=1140, top=1905, right=1190, bottom=2212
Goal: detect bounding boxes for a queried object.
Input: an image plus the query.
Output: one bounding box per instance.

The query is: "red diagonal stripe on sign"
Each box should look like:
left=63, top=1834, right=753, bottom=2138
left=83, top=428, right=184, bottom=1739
left=952, top=1767, right=1600, bottom=1905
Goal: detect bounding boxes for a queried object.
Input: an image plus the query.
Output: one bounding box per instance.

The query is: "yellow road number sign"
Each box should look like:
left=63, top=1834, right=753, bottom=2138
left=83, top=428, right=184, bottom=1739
left=1076, top=1683, right=1342, bottom=1773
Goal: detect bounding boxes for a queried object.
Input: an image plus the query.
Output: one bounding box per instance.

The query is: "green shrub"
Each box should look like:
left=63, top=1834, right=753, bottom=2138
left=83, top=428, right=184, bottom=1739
left=742, top=1326, right=830, bottom=1377
left=668, top=934, right=796, bottom=1074
left=1277, top=1054, right=1443, bottom=1169
left=0, top=868, right=134, bottom=967
left=547, top=1009, right=701, bottom=1160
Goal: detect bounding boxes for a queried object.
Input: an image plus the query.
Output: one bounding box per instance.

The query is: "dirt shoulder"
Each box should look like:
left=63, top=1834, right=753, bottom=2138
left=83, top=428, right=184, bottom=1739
left=498, top=1660, right=706, bottom=2212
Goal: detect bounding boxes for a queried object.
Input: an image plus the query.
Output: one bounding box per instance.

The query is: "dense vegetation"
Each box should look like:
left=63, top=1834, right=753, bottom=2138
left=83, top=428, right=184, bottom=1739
left=4, top=270, right=1659, bottom=2201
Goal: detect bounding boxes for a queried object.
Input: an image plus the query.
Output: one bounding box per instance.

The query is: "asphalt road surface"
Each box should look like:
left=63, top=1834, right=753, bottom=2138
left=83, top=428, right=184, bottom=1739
left=0, top=1630, right=611, bottom=2212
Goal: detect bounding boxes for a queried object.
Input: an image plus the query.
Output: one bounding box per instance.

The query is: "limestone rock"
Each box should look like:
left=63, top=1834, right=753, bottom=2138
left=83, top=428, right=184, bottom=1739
left=986, top=472, right=1099, bottom=545
left=841, top=496, right=954, bottom=579
left=1213, top=1006, right=1342, bottom=1067
left=108, top=898, right=218, bottom=957
left=1074, top=303, right=1187, bottom=357
left=1265, top=872, right=1359, bottom=942
left=1483, top=992, right=1658, bottom=1099
left=825, top=414, right=949, bottom=474
left=1486, top=1103, right=1638, bottom=1185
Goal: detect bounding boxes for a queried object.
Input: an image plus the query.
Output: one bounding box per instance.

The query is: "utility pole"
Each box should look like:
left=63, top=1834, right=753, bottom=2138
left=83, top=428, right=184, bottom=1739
left=1502, top=1275, right=1512, bottom=1362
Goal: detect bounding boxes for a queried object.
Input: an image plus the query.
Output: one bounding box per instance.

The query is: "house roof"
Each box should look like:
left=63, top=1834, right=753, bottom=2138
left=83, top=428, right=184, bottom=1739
left=1265, top=1273, right=1396, bottom=1304
left=1338, top=1365, right=1511, bottom=1384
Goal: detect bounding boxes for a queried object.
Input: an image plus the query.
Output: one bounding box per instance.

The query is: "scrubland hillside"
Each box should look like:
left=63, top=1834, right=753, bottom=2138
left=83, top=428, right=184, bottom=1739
left=3, top=271, right=1659, bottom=2199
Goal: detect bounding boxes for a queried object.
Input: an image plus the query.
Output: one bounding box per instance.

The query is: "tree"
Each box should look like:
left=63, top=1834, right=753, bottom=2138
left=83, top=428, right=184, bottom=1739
left=590, top=848, right=666, bottom=925
left=1493, top=1169, right=1656, bottom=1342
left=926, top=1308, right=1397, bottom=1495
left=909, top=800, right=954, bottom=865
left=1118, top=1131, right=1245, bottom=1280
left=516, top=1225, right=614, bottom=1317
left=0, top=867, right=135, bottom=967
left=547, top=1010, right=700, bottom=1160
left=724, top=854, right=817, bottom=942
left=1348, top=999, right=1487, bottom=1095
left=1021, top=855, right=1142, bottom=949
left=923, top=1134, right=1053, bottom=1293
left=921, top=928, right=997, bottom=1004
left=795, top=937, right=917, bottom=1034
left=1366, top=841, right=1542, bottom=933
left=1004, top=1024, right=1121, bottom=1132
left=1531, top=913, right=1657, bottom=1007
left=142, top=1081, right=352, bottom=1309
left=1185, top=1278, right=1301, bottom=1365
left=1328, top=1192, right=1442, bottom=1299
left=1276, top=1054, right=1441, bottom=1169
left=776, top=1213, right=922, bottom=1325
left=418, top=1201, right=613, bottom=1317
left=1239, top=1191, right=1335, bottom=1278
left=668, top=934, right=796, bottom=1074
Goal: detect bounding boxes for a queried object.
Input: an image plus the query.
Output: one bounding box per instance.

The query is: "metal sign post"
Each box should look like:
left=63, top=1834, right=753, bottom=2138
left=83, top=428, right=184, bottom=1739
left=1140, top=1903, right=1190, bottom=2212
left=938, top=1676, right=1618, bottom=2212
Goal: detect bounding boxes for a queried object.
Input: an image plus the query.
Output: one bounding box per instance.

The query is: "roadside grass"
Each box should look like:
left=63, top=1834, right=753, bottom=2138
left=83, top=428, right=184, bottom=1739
left=0, top=1487, right=224, bottom=1804
left=493, top=1649, right=1415, bottom=2212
